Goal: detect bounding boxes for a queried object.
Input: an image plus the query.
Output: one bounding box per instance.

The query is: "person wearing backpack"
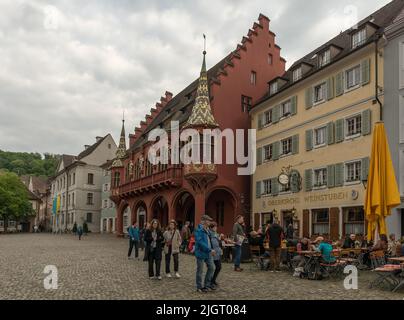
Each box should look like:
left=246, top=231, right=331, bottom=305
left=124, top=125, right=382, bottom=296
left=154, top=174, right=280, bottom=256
left=163, top=220, right=182, bottom=278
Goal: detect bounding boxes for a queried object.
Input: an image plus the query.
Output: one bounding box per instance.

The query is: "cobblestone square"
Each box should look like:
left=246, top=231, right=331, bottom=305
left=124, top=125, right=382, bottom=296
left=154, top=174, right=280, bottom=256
left=0, top=234, right=403, bottom=300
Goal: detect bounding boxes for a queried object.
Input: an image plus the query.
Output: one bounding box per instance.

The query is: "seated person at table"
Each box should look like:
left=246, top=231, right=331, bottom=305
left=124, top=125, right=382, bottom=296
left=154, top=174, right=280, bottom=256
left=292, top=238, right=312, bottom=269
left=315, top=237, right=336, bottom=264
left=388, top=234, right=400, bottom=257
left=342, top=234, right=356, bottom=249
left=371, top=234, right=388, bottom=252
left=249, top=231, right=265, bottom=255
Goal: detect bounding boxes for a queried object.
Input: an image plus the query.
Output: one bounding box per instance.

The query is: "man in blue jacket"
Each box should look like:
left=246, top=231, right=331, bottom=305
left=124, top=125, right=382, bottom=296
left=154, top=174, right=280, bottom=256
left=128, top=222, right=140, bottom=259
left=195, top=215, right=216, bottom=293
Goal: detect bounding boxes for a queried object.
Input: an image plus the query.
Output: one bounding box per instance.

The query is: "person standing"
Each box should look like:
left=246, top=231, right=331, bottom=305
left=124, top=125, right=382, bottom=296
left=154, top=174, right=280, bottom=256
left=144, top=219, right=164, bottom=280
left=128, top=222, right=140, bottom=260
left=266, top=219, right=284, bottom=272
left=195, top=215, right=216, bottom=293
left=163, top=220, right=182, bottom=278
left=143, top=222, right=151, bottom=262
left=209, top=222, right=222, bottom=287
left=286, top=223, right=294, bottom=240
left=232, top=215, right=245, bottom=272
left=180, top=221, right=191, bottom=253
left=77, top=225, right=83, bottom=240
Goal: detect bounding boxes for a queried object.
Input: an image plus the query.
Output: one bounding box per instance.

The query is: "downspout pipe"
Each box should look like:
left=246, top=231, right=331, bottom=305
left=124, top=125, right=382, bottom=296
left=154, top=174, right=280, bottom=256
left=375, top=35, right=383, bottom=121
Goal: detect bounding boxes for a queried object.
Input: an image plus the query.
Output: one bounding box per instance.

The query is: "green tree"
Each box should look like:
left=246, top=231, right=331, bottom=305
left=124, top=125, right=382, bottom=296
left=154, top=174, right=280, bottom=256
left=0, top=172, right=34, bottom=231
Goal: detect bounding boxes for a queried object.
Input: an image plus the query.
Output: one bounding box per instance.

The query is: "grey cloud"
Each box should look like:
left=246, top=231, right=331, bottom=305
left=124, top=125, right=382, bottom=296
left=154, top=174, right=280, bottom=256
left=0, top=0, right=390, bottom=155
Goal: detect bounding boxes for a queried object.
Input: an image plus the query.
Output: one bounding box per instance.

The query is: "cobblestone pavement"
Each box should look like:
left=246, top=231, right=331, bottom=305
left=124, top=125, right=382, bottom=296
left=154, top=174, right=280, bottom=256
left=0, top=234, right=403, bottom=300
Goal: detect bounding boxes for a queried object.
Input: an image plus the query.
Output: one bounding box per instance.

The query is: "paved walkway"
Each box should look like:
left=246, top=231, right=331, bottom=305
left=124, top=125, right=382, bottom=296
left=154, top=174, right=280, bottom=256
left=0, top=233, right=403, bottom=300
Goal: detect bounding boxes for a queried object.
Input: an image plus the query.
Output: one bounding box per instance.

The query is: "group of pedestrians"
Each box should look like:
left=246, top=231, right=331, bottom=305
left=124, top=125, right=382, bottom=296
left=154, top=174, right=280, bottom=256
left=127, top=214, right=242, bottom=293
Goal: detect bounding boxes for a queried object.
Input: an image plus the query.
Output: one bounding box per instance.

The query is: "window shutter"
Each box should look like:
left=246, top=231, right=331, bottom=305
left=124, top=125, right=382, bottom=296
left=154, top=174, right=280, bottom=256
left=361, top=157, right=370, bottom=182
left=335, top=119, right=345, bottom=143
left=327, top=77, right=334, bottom=100
left=272, top=141, right=280, bottom=161
left=256, top=147, right=262, bottom=166
left=305, top=129, right=313, bottom=151
left=272, top=105, right=280, bottom=123
left=327, top=122, right=335, bottom=145
left=305, top=87, right=313, bottom=109
left=327, top=165, right=335, bottom=188
left=256, top=181, right=262, bottom=199
left=303, top=210, right=310, bottom=238
left=291, top=96, right=298, bottom=115
left=361, top=109, right=371, bottom=136
left=271, top=178, right=279, bottom=196
left=292, top=134, right=299, bottom=155
left=305, top=169, right=313, bottom=192
left=258, top=114, right=264, bottom=130
left=361, top=58, right=370, bottom=85
left=335, top=72, right=344, bottom=96
left=290, top=172, right=299, bottom=193
left=335, top=163, right=344, bottom=187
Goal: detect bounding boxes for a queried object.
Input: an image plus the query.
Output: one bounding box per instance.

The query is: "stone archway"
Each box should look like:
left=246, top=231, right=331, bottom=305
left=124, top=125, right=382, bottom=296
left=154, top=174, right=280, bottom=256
left=150, top=196, right=169, bottom=228
left=172, top=190, right=195, bottom=232
left=206, top=188, right=237, bottom=235
left=133, top=200, right=147, bottom=229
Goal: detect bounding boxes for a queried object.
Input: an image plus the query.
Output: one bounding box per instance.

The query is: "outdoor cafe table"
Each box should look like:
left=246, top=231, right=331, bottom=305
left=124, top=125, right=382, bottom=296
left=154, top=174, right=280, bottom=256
left=388, top=257, right=404, bottom=264
left=298, top=251, right=322, bottom=276
left=369, top=264, right=403, bottom=291
left=222, top=242, right=235, bottom=263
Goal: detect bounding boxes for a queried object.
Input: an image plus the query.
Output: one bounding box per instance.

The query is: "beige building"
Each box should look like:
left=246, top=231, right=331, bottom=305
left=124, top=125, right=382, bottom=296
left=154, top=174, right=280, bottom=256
left=50, top=135, right=117, bottom=233
left=250, top=2, right=404, bottom=240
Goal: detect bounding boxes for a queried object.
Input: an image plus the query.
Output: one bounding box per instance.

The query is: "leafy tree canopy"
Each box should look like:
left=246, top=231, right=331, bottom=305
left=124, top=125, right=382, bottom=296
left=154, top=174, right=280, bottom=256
left=0, top=150, right=59, bottom=177
left=0, top=171, right=34, bottom=220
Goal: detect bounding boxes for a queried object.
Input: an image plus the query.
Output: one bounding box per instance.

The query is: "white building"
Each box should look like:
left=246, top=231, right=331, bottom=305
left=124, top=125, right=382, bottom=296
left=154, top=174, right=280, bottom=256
left=50, top=135, right=117, bottom=233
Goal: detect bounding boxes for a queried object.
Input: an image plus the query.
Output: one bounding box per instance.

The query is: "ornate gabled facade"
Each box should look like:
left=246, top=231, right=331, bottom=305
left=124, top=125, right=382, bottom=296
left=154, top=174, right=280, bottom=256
left=110, top=14, right=286, bottom=236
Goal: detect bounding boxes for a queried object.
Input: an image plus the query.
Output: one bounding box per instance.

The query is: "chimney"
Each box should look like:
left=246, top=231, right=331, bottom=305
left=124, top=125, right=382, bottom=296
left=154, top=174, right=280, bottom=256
left=96, top=136, right=103, bottom=142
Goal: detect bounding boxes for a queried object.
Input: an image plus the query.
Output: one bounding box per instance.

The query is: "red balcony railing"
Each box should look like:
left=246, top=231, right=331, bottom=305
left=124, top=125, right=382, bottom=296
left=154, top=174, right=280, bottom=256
left=115, top=166, right=183, bottom=196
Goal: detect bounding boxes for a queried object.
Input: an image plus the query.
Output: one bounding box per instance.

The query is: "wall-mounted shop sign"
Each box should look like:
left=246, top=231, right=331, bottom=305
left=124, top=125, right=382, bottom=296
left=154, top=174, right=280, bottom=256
left=304, top=191, right=349, bottom=203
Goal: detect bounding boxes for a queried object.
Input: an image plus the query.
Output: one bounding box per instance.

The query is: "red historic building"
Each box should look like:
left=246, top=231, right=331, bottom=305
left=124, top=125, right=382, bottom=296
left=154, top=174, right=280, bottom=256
left=110, top=14, right=285, bottom=236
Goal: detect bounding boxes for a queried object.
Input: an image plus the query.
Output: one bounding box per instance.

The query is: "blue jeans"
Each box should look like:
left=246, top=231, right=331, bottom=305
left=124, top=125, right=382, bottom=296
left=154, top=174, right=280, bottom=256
left=234, top=245, right=242, bottom=268
left=196, top=256, right=214, bottom=289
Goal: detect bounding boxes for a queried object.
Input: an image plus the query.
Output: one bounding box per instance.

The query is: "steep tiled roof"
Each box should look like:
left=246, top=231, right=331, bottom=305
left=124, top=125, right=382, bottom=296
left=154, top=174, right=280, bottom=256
left=77, top=134, right=109, bottom=160
left=253, top=0, right=404, bottom=108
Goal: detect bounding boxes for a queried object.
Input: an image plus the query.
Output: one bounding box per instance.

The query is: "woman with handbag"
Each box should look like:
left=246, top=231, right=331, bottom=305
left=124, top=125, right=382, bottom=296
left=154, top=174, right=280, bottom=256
left=144, top=219, right=164, bottom=280
left=163, top=220, right=182, bottom=278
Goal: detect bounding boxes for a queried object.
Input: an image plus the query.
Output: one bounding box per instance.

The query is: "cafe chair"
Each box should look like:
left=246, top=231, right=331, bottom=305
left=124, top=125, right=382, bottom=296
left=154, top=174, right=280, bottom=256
left=370, top=250, right=386, bottom=269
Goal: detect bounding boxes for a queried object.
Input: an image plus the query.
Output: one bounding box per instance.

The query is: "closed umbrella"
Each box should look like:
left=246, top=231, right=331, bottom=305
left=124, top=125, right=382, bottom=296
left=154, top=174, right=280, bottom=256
left=365, top=122, right=400, bottom=241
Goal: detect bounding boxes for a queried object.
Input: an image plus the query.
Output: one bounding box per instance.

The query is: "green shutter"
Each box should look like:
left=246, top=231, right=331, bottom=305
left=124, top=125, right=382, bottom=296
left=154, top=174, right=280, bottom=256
left=305, top=87, right=313, bottom=109
left=361, top=58, right=370, bottom=85
left=272, top=141, right=280, bottom=161
left=256, top=181, right=262, bottom=199
left=335, top=119, right=345, bottom=143
left=258, top=114, right=264, bottom=130
left=305, top=169, right=313, bottom=192
left=256, top=147, right=262, bottom=166
left=335, top=163, right=344, bottom=187
left=271, top=178, right=279, bottom=196
left=361, top=157, right=370, bottom=182
left=292, top=134, right=299, bottom=155
left=327, top=165, right=335, bottom=188
left=290, top=172, right=300, bottom=193
left=362, top=109, right=371, bottom=136
left=327, top=122, right=335, bottom=145
left=305, top=129, right=313, bottom=151
left=327, top=77, right=334, bottom=100
left=272, top=105, right=280, bottom=124
left=290, top=96, right=298, bottom=115
left=335, top=72, right=344, bottom=96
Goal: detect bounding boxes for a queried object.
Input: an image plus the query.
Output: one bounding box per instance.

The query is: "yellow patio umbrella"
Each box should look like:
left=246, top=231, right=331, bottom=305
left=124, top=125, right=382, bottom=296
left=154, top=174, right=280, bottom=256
left=365, top=122, right=401, bottom=241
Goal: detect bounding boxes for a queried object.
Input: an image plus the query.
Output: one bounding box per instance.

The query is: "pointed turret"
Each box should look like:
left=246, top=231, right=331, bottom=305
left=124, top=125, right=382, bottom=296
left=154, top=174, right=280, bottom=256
left=184, top=49, right=218, bottom=129
left=111, top=118, right=126, bottom=168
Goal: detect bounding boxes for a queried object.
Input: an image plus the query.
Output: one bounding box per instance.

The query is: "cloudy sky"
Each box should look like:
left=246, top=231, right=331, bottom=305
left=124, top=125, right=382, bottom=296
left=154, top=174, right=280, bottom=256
left=0, top=0, right=390, bottom=155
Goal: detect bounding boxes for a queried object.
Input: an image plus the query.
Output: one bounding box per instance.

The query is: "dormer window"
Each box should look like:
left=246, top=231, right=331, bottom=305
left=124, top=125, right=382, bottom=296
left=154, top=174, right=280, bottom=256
left=269, top=82, right=278, bottom=95
left=292, top=67, right=302, bottom=82
left=352, top=28, right=367, bottom=49
left=319, top=49, right=331, bottom=67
